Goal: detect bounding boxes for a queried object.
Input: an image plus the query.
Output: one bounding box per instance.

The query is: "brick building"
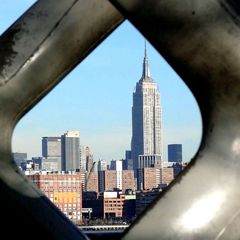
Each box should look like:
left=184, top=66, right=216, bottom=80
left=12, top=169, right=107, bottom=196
left=103, top=191, right=136, bottom=219
left=137, top=167, right=160, bottom=190
left=137, top=167, right=175, bottom=190
left=86, top=171, right=98, bottom=192
left=122, top=170, right=135, bottom=193
left=105, top=170, right=118, bottom=191
left=83, top=191, right=136, bottom=220
left=27, top=171, right=82, bottom=224
left=103, top=192, right=123, bottom=218
left=98, top=170, right=135, bottom=192
left=161, top=167, right=174, bottom=185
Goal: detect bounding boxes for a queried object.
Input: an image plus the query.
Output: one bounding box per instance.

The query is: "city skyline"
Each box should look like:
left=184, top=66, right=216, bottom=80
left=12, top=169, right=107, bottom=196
left=2, top=1, right=202, bottom=164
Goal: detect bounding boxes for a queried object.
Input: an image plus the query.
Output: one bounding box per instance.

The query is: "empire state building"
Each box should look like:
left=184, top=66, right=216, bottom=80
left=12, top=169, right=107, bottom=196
left=131, top=43, right=162, bottom=171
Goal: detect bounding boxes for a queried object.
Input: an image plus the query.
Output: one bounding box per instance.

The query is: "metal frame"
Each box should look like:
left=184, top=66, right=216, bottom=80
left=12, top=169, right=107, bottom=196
left=1, top=0, right=240, bottom=239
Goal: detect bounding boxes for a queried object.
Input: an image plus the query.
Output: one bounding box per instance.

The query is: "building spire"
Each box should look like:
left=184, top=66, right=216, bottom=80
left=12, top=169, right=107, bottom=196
left=144, top=40, right=147, bottom=58
left=142, top=40, right=151, bottom=80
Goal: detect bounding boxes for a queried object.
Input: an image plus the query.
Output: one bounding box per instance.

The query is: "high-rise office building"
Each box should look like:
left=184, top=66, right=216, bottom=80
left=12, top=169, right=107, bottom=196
left=131, top=43, right=162, bottom=171
left=97, top=159, right=107, bottom=171
left=123, top=150, right=133, bottom=170
left=42, top=137, right=61, bottom=171
left=168, top=144, right=182, bottom=163
left=61, top=131, right=80, bottom=171
left=110, top=160, right=123, bottom=190
left=42, top=137, right=61, bottom=157
left=79, top=145, right=87, bottom=170
left=86, top=146, right=94, bottom=172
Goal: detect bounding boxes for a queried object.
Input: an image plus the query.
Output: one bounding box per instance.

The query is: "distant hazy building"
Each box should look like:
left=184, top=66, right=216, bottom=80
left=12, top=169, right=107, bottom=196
left=42, top=137, right=61, bottom=171
left=125, top=150, right=131, bottom=160
left=86, top=171, right=98, bottom=193
left=123, top=150, right=133, bottom=170
left=86, top=146, right=94, bottom=172
left=21, top=160, right=40, bottom=172
left=42, top=157, right=60, bottom=171
left=122, top=159, right=133, bottom=170
left=98, top=171, right=105, bottom=193
left=13, top=152, right=27, bottom=167
left=79, top=145, right=87, bottom=170
left=61, top=131, right=80, bottom=171
left=32, top=157, right=43, bottom=169
left=131, top=44, right=162, bottom=171
left=42, top=137, right=61, bottom=157
left=168, top=144, right=182, bottom=163
left=97, top=159, right=107, bottom=171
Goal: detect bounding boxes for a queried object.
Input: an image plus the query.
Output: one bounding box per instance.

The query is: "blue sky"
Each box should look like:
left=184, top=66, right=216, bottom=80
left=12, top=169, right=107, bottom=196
left=2, top=1, right=202, bottom=163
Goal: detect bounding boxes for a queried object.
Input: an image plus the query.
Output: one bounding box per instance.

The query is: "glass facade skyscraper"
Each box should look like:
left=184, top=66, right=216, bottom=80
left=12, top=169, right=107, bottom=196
left=168, top=144, right=182, bottom=163
left=131, top=43, right=162, bottom=171
left=61, top=131, right=80, bottom=171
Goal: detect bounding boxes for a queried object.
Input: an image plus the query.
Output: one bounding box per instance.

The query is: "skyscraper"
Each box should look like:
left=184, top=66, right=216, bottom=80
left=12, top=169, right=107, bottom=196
left=61, top=131, right=80, bottom=171
left=42, top=137, right=61, bottom=158
left=131, top=43, right=162, bottom=171
left=97, top=159, right=107, bottom=171
left=86, top=146, right=94, bottom=172
left=79, top=145, right=87, bottom=170
left=42, top=137, right=61, bottom=171
left=168, top=144, right=182, bottom=163
left=110, top=160, right=123, bottom=190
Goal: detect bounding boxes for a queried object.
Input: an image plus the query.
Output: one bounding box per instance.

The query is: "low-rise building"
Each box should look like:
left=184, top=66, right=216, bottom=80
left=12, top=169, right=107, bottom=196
left=83, top=190, right=136, bottom=220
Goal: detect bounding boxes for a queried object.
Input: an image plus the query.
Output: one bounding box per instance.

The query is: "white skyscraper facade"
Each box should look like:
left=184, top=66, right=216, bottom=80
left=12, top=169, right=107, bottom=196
left=80, top=145, right=87, bottom=170
left=110, top=160, right=123, bottom=190
left=131, top=44, right=162, bottom=171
